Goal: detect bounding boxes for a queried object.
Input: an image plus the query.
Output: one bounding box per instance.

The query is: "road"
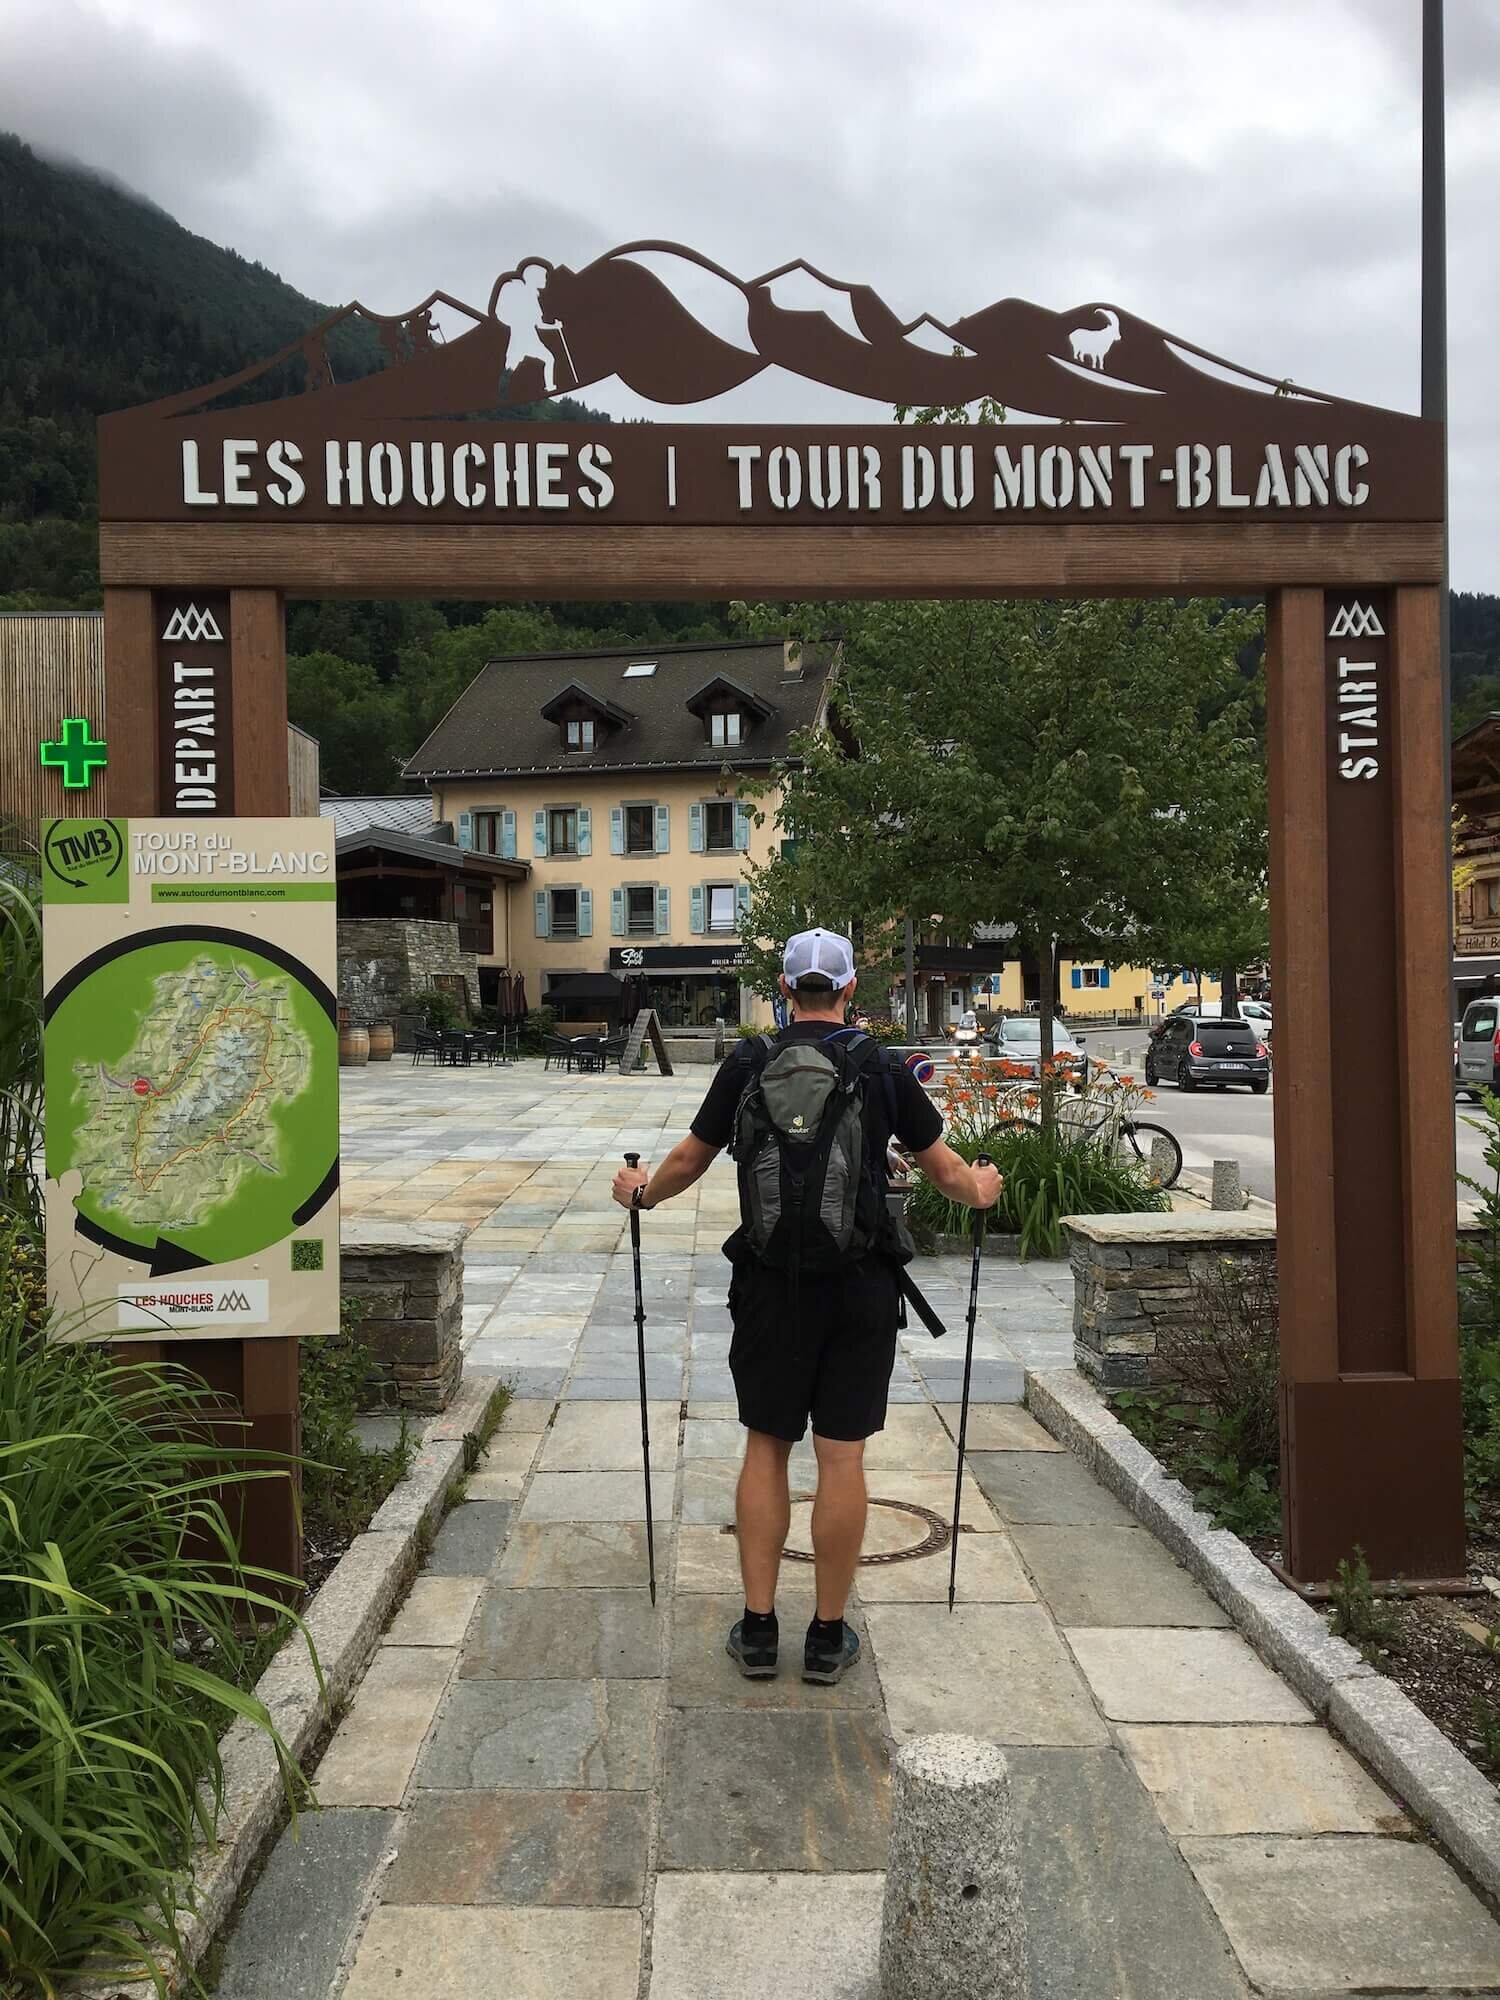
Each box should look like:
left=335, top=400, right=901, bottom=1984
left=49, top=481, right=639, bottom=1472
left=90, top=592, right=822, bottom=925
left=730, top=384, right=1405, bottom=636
left=1088, top=1029, right=1493, bottom=1204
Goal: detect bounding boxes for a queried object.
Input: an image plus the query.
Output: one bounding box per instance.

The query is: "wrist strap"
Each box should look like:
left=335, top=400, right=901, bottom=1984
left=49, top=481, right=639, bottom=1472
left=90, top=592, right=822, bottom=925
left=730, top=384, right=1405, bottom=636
left=632, top=1185, right=647, bottom=1211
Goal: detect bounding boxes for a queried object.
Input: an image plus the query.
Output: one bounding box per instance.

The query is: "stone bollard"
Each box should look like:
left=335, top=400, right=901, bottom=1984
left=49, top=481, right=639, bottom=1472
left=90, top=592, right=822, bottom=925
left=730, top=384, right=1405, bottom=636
left=879, top=1733, right=1029, bottom=2000
left=1211, top=1159, right=1244, bottom=1211
left=1150, top=1132, right=1177, bottom=1186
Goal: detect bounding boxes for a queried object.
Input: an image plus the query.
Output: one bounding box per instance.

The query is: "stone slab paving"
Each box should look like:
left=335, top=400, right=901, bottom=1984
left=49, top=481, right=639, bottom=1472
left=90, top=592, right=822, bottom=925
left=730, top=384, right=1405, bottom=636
left=211, top=1065, right=1500, bottom=1998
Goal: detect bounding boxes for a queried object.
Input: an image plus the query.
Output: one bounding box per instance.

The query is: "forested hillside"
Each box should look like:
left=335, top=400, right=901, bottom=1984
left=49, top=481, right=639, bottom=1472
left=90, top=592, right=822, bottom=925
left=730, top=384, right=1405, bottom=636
left=0, top=131, right=730, bottom=785
left=3, top=127, right=1495, bottom=788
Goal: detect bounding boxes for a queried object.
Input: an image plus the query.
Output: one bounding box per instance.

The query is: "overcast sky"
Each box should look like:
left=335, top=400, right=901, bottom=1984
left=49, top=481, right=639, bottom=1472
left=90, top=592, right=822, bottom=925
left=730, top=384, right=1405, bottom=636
left=3, top=0, right=1497, bottom=586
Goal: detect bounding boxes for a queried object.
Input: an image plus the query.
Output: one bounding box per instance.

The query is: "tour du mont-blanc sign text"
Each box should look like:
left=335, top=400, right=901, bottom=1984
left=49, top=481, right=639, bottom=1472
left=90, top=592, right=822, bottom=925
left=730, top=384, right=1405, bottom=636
left=146, top=426, right=1402, bottom=527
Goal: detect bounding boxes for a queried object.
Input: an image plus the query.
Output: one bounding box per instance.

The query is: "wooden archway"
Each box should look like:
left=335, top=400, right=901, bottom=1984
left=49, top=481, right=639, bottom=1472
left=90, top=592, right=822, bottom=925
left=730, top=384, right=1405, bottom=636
left=92, top=245, right=1459, bottom=1586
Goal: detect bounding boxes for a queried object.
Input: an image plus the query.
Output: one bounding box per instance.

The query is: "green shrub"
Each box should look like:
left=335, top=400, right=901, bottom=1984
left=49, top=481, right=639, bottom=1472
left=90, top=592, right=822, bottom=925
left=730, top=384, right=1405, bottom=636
left=300, top=1299, right=411, bottom=1542
left=1457, top=1087, right=1500, bottom=1507
left=416, top=987, right=461, bottom=1030
left=0, top=1257, right=310, bottom=1993
left=905, top=1119, right=1170, bottom=1260
left=516, top=1005, right=557, bottom=1055
left=0, top=843, right=42, bottom=1232
left=1328, top=1546, right=1403, bottom=1664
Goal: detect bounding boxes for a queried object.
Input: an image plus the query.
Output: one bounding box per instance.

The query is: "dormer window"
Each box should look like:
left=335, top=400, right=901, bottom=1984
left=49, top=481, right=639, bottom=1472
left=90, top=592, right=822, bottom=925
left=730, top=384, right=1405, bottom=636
left=540, top=680, right=631, bottom=754
left=686, top=673, right=773, bottom=750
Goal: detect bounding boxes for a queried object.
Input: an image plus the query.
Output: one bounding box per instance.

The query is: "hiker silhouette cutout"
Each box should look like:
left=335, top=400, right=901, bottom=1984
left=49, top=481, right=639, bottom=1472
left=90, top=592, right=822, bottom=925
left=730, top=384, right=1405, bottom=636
left=493, top=260, right=569, bottom=395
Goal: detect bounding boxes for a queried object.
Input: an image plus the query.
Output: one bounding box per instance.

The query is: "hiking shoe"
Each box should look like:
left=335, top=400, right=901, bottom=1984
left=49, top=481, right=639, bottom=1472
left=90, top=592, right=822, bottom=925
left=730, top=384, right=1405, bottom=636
left=803, top=1621, right=860, bottom=1685
left=726, top=1618, right=779, bottom=1678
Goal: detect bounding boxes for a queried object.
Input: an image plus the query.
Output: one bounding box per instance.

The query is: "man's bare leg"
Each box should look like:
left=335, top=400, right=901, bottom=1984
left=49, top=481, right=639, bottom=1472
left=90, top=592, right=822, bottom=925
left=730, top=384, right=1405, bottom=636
left=736, top=1430, right=793, bottom=1613
left=810, top=1433, right=867, bottom=1620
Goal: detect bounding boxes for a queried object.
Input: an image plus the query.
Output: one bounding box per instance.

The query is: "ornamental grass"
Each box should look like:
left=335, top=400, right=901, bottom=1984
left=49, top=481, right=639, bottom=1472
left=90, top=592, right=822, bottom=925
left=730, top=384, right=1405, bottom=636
left=0, top=862, right=312, bottom=1995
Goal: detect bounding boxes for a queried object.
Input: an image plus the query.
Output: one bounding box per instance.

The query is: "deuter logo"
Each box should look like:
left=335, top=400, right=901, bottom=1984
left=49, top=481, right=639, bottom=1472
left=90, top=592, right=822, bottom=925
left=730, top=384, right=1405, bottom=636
left=117, top=1279, right=269, bottom=1330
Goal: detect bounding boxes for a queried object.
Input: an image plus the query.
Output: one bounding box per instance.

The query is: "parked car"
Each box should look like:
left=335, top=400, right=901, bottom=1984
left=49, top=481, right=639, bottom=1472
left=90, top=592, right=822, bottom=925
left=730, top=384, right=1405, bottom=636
left=1145, top=1013, right=1269, bottom=1093
left=986, top=1015, right=1088, bottom=1078
left=1457, top=996, right=1500, bottom=1100
left=1168, top=997, right=1273, bottom=1033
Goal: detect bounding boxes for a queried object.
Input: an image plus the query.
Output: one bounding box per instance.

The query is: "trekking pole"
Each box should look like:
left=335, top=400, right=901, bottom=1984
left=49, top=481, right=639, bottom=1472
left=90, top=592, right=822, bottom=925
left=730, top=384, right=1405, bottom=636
left=623, top=1153, right=658, bottom=1606
left=948, top=1153, right=992, bottom=1614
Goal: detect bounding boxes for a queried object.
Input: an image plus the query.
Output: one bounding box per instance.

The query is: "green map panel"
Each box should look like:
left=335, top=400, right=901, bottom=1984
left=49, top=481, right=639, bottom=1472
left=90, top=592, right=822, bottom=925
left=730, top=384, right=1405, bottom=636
left=47, top=938, right=335, bottom=1266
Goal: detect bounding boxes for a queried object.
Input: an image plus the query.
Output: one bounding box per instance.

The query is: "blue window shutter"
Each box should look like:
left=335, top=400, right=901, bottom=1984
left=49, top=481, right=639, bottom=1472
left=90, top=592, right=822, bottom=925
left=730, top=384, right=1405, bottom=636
left=533, top=809, right=548, bottom=858
left=610, top=806, right=624, bottom=855
left=534, top=889, right=549, bottom=937
left=1099, top=966, right=1110, bottom=988
left=1070, top=966, right=1082, bottom=989
left=611, top=887, right=625, bottom=936
left=655, top=885, right=670, bottom=934
left=655, top=802, right=670, bottom=853
left=736, top=881, right=751, bottom=924
left=689, top=803, right=704, bottom=853
left=457, top=811, right=473, bottom=850
left=734, top=803, right=751, bottom=851
left=500, top=809, right=516, bottom=859
left=577, top=806, right=592, bottom=856
left=690, top=885, right=706, bottom=934
left=578, top=889, right=593, bottom=938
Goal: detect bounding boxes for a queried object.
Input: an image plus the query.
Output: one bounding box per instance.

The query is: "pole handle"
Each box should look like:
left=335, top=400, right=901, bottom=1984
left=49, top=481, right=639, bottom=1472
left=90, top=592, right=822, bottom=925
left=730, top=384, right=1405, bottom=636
left=624, top=1151, right=640, bottom=1168
left=973, top=1153, right=992, bottom=1242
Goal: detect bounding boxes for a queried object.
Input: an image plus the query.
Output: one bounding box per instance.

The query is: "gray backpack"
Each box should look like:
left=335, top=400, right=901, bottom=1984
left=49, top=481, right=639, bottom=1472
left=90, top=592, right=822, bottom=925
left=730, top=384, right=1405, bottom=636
left=729, top=1030, right=889, bottom=1274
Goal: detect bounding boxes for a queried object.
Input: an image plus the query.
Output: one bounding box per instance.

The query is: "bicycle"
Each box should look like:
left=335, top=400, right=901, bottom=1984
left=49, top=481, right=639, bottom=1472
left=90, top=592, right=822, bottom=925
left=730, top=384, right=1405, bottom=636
left=1060, top=1062, right=1183, bottom=1188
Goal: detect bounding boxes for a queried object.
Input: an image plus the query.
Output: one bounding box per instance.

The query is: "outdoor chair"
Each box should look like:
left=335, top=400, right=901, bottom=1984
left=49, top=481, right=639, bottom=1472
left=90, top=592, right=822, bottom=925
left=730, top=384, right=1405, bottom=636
left=410, top=1027, right=443, bottom=1066
left=599, top=1031, right=629, bottom=1069
left=542, top=1033, right=577, bottom=1073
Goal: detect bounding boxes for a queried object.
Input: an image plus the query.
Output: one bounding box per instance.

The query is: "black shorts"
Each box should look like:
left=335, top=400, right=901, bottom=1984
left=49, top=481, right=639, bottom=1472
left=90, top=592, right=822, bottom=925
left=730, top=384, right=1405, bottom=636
left=727, top=1256, right=900, bottom=1443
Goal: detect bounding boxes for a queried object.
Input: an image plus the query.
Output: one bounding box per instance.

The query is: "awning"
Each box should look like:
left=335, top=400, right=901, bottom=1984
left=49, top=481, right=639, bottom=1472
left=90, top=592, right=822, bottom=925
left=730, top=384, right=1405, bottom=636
left=547, top=972, right=625, bottom=1002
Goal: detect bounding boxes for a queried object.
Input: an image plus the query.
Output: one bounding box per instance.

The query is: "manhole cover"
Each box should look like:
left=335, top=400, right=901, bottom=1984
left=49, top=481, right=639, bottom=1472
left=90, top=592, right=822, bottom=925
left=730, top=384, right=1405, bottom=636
left=777, top=1493, right=953, bottom=1565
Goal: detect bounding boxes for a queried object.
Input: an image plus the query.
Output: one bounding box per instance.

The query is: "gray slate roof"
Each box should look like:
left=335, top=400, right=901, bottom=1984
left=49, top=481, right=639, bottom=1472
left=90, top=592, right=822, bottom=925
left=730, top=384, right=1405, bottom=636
left=404, top=640, right=835, bottom=781
left=321, top=795, right=437, bottom=839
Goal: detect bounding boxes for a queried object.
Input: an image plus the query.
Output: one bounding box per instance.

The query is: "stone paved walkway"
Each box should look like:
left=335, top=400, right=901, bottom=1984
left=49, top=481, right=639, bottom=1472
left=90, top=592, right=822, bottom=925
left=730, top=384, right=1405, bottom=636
left=216, top=1063, right=1500, bottom=1998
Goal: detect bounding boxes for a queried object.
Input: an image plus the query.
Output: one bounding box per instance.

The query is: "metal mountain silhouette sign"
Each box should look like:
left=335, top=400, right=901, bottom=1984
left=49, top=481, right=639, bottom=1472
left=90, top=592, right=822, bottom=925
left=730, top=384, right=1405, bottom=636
left=98, top=240, right=1440, bottom=528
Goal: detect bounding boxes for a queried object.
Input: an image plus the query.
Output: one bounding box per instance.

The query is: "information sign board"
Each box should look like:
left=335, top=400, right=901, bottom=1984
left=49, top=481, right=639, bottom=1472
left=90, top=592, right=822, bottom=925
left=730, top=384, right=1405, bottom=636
left=42, top=817, right=339, bottom=1341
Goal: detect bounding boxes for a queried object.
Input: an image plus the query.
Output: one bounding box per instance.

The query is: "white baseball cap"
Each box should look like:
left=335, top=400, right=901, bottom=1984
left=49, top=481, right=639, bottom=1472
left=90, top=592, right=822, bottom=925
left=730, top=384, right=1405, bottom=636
left=782, top=927, right=856, bottom=990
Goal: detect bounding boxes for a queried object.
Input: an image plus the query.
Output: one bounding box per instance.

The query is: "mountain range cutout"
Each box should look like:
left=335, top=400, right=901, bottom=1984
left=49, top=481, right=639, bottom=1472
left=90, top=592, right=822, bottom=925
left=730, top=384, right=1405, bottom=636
left=122, top=239, right=1421, bottom=438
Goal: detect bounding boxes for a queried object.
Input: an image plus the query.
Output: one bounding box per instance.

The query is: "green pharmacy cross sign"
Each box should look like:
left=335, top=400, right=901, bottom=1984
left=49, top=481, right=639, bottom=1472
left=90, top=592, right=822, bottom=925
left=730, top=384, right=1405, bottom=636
left=41, top=717, right=109, bottom=790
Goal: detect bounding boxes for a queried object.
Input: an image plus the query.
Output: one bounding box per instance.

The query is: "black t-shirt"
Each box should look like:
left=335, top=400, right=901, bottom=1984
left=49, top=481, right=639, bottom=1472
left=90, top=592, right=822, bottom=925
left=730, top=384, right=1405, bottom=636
left=690, top=1022, right=943, bottom=1172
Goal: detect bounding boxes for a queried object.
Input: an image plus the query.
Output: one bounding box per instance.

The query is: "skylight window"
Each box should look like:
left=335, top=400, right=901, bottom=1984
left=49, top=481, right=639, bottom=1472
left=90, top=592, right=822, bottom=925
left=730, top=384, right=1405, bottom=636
left=623, top=661, right=657, bottom=678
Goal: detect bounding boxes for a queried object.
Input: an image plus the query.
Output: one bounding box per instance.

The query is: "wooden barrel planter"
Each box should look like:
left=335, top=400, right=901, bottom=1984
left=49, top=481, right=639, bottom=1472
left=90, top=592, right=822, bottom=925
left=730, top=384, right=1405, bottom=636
left=339, top=1025, right=370, bottom=1067
left=366, top=1022, right=395, bottom=1063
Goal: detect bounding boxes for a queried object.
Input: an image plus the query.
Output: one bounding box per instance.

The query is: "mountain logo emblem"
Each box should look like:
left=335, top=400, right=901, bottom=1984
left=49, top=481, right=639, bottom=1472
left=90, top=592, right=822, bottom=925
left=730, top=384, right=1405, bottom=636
left=161, top=603, right=224, bottom=643
left=1328, top=600, right=1384, bottom=640
left=218, top=1288, right=252, bottom=1312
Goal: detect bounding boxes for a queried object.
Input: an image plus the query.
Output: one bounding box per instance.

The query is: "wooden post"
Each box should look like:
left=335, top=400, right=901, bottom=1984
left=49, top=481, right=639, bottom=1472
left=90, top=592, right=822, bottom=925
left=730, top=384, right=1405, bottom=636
left=1268, top=583, right=1465, bottom=1584
left=109, top=585, right=303, bottom=1588
left=102, top=588, right=158, bottom=815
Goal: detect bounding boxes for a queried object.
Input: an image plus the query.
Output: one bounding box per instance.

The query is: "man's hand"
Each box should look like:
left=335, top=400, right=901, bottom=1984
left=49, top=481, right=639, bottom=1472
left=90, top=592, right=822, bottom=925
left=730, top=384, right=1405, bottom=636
left=971, top=1161, right=1003, bottom=1210
left=613, top=1162, right=650, bottom=1210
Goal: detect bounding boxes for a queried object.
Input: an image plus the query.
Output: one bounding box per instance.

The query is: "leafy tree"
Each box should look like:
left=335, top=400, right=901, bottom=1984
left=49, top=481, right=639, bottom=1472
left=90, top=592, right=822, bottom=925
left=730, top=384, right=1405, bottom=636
left=737, top=596, right=1264, bottom=1115
left=285, top=651, right=408, bottom=795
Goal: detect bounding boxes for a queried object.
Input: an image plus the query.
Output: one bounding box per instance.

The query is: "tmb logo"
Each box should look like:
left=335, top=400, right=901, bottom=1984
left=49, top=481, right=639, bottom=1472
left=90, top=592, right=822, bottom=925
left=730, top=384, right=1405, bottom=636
left=44, top=819, right=125, bottom=893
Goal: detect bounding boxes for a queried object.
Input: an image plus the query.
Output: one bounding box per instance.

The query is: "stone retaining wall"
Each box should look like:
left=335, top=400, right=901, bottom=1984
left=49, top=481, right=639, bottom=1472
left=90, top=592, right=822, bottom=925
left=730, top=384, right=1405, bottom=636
left=1067, top=1207, right=1488, bottom=1389
left=340, top=1219, right=467, bottom=1413
left=1064, top=1212, right=1277, bottom=1389
left=337, top=918, right=481, bottom=1027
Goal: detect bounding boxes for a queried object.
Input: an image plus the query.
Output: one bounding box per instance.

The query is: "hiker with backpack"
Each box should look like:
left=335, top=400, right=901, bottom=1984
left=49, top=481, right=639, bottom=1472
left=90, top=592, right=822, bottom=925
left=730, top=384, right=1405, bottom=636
left=611, top=927, right=1001, bottom=1684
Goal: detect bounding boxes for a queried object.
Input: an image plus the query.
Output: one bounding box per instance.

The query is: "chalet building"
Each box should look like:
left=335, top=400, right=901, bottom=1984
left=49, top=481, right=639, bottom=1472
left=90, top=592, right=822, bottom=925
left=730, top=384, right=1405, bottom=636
left=404, top=640, right=838, bottom=1028
left=1453, top=714, right=1500, bottom=996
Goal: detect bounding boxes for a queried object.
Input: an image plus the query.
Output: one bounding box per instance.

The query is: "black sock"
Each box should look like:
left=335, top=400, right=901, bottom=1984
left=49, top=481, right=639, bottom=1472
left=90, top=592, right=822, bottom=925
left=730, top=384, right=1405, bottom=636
left=742, top=1605, right=777, bottom=1637
left=809, top=1613, right=844, bottom=1648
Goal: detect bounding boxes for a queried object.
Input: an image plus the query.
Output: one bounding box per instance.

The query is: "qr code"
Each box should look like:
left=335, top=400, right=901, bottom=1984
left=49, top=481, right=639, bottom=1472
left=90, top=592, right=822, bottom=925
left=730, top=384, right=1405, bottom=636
left=290, top=1238, right=324, bottom=1272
